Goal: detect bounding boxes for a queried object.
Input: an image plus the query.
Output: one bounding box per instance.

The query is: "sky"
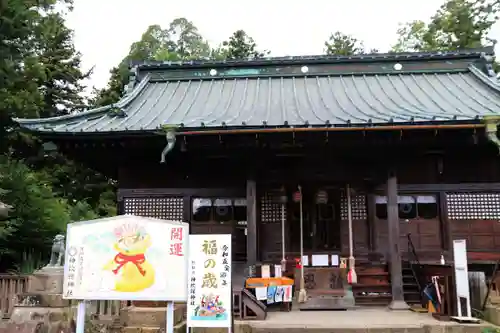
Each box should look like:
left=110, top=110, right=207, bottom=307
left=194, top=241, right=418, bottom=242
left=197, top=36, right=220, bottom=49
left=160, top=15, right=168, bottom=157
left=65, top=0, right=500, bottom=92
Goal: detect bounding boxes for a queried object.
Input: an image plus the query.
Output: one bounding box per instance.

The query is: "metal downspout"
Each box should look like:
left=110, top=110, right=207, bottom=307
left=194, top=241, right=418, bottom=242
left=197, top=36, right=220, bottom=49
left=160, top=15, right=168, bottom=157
left=160, top=130, right=177, bottom=163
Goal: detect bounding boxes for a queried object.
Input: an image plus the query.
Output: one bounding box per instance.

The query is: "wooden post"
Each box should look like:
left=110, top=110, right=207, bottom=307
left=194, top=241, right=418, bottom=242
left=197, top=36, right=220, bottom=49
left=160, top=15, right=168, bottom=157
left=386, top=171, right=409, bottom=310
left=367, top=193, right=376, bottom=251
left=246, top=179, right=257, bottom=265
left=439, top=191, right=452, bottom=251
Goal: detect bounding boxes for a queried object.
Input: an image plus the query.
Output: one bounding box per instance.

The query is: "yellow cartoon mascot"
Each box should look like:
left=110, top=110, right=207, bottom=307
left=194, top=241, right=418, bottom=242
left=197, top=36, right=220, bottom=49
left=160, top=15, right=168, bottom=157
left=103, top=224, right=155, bottom=292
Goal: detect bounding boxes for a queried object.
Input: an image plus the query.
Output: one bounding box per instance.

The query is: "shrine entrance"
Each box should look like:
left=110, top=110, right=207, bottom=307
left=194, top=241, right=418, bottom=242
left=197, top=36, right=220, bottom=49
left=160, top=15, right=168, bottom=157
left=288, top=187, right=346, bottom=310
left=289, top=187, right=342, bottom=253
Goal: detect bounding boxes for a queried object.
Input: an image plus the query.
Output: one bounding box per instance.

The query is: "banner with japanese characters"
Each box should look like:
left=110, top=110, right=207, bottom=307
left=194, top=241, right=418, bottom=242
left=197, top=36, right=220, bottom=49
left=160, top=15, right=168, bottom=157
left=63, top=215, right=188, bottom=301
left=187, top=234, right=232, bottom=328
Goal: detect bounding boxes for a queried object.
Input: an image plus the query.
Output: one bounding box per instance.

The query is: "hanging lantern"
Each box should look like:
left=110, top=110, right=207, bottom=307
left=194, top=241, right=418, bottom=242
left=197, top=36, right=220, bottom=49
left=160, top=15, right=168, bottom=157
left=279, top=187, right=288, bottom=204
left=315, top=190, right=328, bottom=204
left=293, top=190, right=302, bottom=203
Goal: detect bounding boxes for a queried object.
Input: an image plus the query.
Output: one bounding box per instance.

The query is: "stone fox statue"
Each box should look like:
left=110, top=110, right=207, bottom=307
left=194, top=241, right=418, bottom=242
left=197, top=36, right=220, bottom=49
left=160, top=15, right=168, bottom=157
left=103, top=224, right=155, bottom=292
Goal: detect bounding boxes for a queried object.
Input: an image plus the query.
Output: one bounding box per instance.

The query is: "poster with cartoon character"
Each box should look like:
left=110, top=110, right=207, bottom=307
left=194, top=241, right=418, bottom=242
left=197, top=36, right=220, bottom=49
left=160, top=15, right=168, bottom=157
left=62, top=215, right=188, bottom=301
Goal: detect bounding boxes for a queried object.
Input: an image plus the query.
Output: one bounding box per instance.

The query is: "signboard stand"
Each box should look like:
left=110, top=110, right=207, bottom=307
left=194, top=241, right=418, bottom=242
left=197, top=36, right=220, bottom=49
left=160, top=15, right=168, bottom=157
left=75, top=301, right=86, bottom=333
left=451, top=239, right=480, bottom=324
left=187, top=234, right=233, bottom=332
left=166, top=301, right=174, bottom=333
left=63, top=216, right=189, bottom=332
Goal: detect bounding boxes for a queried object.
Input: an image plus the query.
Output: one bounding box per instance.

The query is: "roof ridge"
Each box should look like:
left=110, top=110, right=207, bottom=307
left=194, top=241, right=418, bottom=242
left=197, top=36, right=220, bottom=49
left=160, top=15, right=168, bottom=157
left=469, top=65, right=500, bottom=93
left=15, top=74, right=152, bottom=124
left=133, top=47, right=495, bottom=71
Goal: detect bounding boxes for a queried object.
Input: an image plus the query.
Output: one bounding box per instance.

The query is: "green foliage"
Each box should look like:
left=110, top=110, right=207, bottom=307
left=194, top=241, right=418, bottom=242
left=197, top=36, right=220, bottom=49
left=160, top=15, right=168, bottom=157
left=392, top=0, right=500, bottom=52
left=91, top=18, right=213, bottom=107
left=324, top=31, right=367, bottom=55
left=0, top=0, right=116, bottom=272
left=0, top=156, right=69, bottom=261
left=481, top=328, right=500, bottom=333
left=216, top=30, right=269, bottom=60
left=7, top=250, right=44, bottom=275
left=91, top=22, right=268, bottom=107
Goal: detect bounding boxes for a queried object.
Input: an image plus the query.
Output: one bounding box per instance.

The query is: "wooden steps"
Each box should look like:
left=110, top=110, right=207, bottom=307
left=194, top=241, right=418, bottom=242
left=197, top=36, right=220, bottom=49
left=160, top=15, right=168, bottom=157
left=402, top=261, right=422, bottom=305
left=352, top=264, right=392, bottom=306
left=232, top=288, right=267, bottom=320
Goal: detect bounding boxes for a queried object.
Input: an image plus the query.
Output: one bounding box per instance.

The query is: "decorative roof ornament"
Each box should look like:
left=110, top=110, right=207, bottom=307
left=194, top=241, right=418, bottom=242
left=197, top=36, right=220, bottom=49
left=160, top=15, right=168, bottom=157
left=107, top=105, right=127, bottom=118
left=480, top=51, right=497, bottom=78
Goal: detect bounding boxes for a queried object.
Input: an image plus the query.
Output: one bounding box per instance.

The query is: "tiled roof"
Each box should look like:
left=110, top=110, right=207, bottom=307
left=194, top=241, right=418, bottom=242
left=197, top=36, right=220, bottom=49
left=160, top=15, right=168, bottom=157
left=14, top=49, right=500, bottom=134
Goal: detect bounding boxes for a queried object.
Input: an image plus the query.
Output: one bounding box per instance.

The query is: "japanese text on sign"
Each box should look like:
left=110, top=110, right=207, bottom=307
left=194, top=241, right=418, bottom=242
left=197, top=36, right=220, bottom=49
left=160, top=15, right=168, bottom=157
left=202, top=240, right=218, bottom=288
left=65, top=246, right=78, bottom=298
left=170, top=227, right=184, bottom=256
left=187, top=234, right=232, bottom=328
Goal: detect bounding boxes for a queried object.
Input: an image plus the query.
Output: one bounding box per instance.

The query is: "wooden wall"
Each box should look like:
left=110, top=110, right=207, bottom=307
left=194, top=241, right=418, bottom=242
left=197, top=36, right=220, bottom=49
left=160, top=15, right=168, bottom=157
left=116, top=147, right=500, bottom=264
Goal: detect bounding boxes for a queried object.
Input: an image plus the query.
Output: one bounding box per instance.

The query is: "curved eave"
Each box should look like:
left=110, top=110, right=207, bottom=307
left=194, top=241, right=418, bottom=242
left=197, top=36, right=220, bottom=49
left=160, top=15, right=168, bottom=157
left=468, top=65, right=500, bottom=93
left=16, top=120, right=486, bottom=141
left=12, top=64, right=500, bottom=136
left=14, top=74, right=152, bottom=126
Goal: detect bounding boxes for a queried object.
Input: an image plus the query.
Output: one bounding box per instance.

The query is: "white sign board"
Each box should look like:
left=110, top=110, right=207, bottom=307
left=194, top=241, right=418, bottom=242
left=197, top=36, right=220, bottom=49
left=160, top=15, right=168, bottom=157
left=63, top=215, right=188, bottom=301
left=187, top=234, right=232, bottom=328
left=453, top=239, right=472, bottom=318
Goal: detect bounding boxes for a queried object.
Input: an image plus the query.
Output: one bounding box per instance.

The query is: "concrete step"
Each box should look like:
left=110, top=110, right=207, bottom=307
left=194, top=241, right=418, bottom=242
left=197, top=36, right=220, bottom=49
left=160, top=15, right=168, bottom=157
left=249, top=325, right=492, bottom=333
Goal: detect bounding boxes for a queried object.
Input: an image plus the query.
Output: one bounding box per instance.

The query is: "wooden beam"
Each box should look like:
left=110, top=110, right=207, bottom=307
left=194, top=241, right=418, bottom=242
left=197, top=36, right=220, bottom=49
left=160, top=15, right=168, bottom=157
left=246, top=179, right=258, bottom=265
left=374, top=182, right=500, bottom=193
left=386, top=171, right=409, bottom=310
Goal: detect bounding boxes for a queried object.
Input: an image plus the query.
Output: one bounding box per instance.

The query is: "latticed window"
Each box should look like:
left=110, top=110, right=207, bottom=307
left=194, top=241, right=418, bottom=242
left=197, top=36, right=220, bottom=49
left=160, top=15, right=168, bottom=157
left=446, top=193, right=500, bottom=220
left=123, top=197, right=183, bottom=220
left=260, top=191, right=285, bottom=224
left=340, top=192, right=367, bottom=220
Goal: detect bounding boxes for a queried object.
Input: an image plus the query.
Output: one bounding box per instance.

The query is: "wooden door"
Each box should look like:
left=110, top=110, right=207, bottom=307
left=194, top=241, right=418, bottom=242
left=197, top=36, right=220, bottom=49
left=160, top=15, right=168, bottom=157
left=313, top=202, right=341, bottom=251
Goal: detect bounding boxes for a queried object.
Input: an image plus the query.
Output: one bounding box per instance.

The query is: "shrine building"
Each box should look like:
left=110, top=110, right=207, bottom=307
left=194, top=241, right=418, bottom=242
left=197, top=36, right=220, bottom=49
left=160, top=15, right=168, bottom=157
left=14, top=47, right=500, bottom=308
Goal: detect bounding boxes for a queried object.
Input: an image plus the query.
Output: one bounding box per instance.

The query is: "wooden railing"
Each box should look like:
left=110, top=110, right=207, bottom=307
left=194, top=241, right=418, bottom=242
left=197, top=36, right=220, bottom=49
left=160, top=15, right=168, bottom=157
left=0, top=274, right=29, bottom=318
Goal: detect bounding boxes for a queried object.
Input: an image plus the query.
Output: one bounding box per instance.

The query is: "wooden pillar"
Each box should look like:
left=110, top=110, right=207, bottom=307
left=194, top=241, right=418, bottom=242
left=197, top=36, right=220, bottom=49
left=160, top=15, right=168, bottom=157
left=386, top=171, right=409, bottom=310
left=439, top=192, right=452, bottom=252
left=246, top=179, right=258, bottom=265
left=367, top=193, right=376, bottom=251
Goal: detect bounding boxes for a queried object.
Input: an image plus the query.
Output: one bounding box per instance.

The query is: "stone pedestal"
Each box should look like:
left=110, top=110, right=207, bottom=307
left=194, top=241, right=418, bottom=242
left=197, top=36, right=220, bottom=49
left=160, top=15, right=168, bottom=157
left=7, top=267, right=72, bottom=333
left=27, top=267, right=65, bottom=294
left=120, top=303, right=186, bottom=332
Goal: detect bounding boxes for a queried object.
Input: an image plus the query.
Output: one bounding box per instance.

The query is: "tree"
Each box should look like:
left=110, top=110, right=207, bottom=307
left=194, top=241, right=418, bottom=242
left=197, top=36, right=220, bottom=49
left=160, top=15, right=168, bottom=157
left=217, top=30, right=269, bottom=60
left=324, top=31, right=366, bottom=56
left=165, top=18, right=211, bottom=59
left=392, top=0, right=500, bottom=52
left=0, top=0, right=116, bottom=272
left=91, top=18, right=213, bottom=107
left=29, top=12, right=91, bottom=117
left=0, top=156, right=71, bottom=269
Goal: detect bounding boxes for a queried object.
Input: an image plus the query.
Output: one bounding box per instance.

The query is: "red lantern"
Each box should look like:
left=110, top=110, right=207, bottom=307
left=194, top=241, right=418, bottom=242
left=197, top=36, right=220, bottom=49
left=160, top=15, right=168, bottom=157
left=294, top=257, right=302, bottom=268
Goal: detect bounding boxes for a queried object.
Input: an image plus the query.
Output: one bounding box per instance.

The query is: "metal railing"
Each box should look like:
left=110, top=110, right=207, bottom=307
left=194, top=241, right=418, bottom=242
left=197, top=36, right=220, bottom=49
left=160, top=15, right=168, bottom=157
left=406, top=233, right=426, bottom=293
